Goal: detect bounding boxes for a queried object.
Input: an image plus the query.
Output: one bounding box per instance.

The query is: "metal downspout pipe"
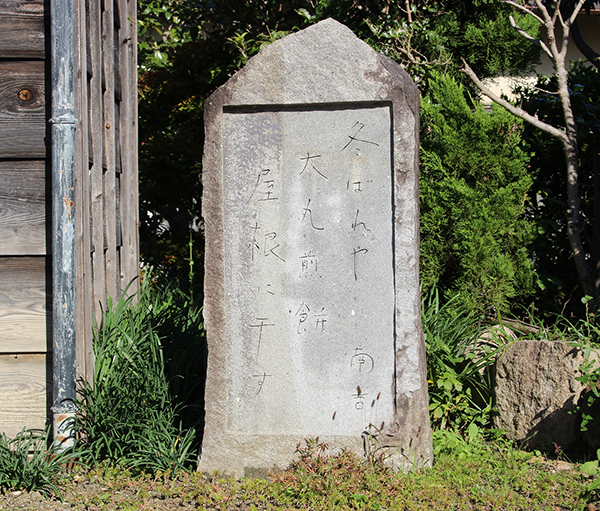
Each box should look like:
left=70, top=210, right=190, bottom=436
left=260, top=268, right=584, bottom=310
left=50, top=0, right=77, bottom=449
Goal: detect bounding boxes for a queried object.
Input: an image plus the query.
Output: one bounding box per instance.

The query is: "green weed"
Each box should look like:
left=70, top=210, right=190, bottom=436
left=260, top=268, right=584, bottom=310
left=0, top=426, right=79, bottom=497
left=75, top=274, right=204, bottom=475
left=422, top=288, right=501, bottom=431
left=580, top=447, right=600, bottom=507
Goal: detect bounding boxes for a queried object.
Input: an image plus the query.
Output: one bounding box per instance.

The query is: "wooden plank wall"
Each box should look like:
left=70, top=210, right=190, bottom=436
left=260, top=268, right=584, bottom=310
left=0, top=0, right=138, bottom=437
left=74, top=0, right=139, bottom=383
left=0, top=0, right=51, bottom=438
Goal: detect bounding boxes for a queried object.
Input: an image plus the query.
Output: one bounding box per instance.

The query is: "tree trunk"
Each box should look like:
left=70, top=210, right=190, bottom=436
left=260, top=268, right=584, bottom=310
left=594, top=137, right=600, bottom=291
left=464, top=0, right=596, bottom=298
left=563, top=137, right=596, bottom=296
left=556, top=50, right=597, bottom=297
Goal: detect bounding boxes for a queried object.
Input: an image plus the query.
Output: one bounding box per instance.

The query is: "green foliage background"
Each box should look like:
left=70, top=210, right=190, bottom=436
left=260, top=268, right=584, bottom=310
left=136, top=0, right=600, bottom=319
left=420, top=73, right=535, bottom=314
left=137, top=0, right=546, bottom=314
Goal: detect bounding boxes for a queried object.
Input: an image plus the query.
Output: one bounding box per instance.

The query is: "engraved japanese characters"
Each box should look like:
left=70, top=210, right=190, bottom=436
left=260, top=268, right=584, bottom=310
left=199, top=19, right=432, bottom=476
left=223, top=105, right=394, bottom=435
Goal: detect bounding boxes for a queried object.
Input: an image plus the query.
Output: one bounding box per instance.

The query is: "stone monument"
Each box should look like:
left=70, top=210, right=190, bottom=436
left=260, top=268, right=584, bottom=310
left=198, top=18, right=432, bottom=476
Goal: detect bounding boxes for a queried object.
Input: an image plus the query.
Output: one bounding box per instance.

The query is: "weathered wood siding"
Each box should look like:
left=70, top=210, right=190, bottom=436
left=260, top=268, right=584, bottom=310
left=0, top=0, right=50, bottom=438
left=0, top=0, right=138, bottom=438
left=74, top=0, right=139, bottom=383
left=0, top=0, right=45, bottom=59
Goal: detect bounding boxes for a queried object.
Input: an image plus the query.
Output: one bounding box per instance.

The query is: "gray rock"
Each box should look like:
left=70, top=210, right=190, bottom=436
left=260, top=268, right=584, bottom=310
left=199, top=18, right=432, bottom=477
left=494, top=339, right=594, bottom=450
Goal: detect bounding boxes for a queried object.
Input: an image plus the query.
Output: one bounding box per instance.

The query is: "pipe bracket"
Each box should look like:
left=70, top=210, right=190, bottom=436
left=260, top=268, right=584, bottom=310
left=49, top=114, right=78, bottom=125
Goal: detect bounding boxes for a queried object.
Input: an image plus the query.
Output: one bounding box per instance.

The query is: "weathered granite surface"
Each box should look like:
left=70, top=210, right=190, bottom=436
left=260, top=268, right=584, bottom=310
left=198, top=18, right=432, bottom=477
left=494, top=340, right=594, bottom=450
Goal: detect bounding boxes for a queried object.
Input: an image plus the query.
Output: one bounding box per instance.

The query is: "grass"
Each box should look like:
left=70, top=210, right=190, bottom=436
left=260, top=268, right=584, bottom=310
left=4, top=435, right=592, bottom=510
left=2, top=280, right=598, bottom=508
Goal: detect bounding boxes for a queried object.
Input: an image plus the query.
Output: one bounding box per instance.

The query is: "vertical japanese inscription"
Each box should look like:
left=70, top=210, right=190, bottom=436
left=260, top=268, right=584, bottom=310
left=222, top=105, right=395, bottom=435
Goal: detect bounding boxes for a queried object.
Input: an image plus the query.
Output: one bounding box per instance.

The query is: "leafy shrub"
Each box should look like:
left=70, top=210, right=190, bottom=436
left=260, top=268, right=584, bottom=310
left=581, top=449, right=600, bottom=499
left=420, top=72, right=535, bottom=315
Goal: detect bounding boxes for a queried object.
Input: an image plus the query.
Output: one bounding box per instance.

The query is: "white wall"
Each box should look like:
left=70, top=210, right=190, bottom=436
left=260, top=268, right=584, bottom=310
left=482, top=12, right=599, bottom=101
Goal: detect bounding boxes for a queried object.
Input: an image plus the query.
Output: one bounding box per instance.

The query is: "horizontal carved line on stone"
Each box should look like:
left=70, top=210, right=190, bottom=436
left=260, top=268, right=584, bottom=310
left=222, top=100, right=393, bottom=114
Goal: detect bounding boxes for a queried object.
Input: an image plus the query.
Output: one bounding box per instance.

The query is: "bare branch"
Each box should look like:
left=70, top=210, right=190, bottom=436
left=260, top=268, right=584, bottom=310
left=509, top=15, right=552, bottom=59
left=552, top=0, right=562, bottom=29
left=530, top=0, right=564, bottom=62
left=487, top=316, right=541, bottom=335
left=567, top=0, right=587, bottom=27
left=552, top=0, right=586, bottom=60
left=461, top=60, right=567, bottom=143
left=533, top=0, right=553, bottom=25
left=555, top=8, right=571, bottom=58
left=503, top=0, right=545, bottom=24
left=498, top=0, right=597, bottom=296
left=528, top=84, right=560, bottom=95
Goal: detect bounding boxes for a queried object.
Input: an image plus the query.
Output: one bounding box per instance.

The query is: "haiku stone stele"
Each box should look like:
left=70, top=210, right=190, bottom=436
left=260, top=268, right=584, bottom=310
left=198, top=18, right=432, bottom=477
